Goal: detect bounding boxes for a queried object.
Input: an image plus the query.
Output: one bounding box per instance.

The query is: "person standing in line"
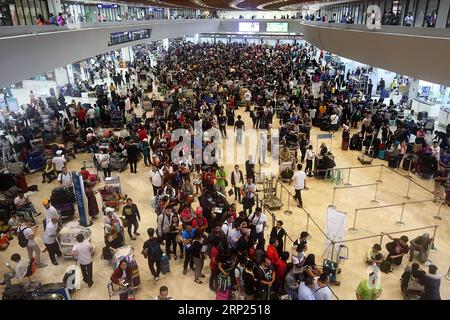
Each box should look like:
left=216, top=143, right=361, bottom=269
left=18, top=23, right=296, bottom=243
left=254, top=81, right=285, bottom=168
left=43, top=215, right=62, bottom=265
left=182, top=223, right=196, bottom=275
left=248, top=207, right=266, bottom=247
left=191, top=230, right=206, bottom=284
left=99, top=150, right=111, bottom=178
left=241, top=178, right=256, bottom=216
left=234, top=115, right=245, bottom=145
left=215, top=165, right=227, bottom=195
left=126, top=141, right=139, bottom=174
left=122, top=198, right=141, bottom=240
left=256, top=256, right=275, bottom=300
left=305, top=145, right=315, bottom=177
left=18, top=219, right=47, bottom=268
left=313, top=273, right=333, bottom=300
left=231, top=165, right=244, bottom=203
left=157, top=208, right=173, bottom=258
left=269, top=220, right=286, bottom=256
left=57, top=166, right=73, bottom=189
left=293, top=164, right=307, bottom=208
left=142, top=228, right=162, bottom=284
left=419, top=264, right=441, bottom=300
left=71, top=234, right=94, bottom=288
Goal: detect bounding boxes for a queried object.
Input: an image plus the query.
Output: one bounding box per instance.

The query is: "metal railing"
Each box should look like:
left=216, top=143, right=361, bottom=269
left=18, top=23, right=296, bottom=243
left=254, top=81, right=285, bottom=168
left=349, top=199, right=436, bottom=233
left=331, top=183, right=380, bottom=206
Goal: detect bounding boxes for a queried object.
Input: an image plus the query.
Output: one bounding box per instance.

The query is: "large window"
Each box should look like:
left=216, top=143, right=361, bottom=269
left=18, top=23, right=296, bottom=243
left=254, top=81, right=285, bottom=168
left=424, top=0, right=439, bottom=27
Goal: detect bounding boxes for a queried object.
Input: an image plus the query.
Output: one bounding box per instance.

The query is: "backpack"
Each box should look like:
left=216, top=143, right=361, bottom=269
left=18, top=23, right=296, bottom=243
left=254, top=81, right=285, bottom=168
left=379, top=260, right=393, bottom=273
left=217, top=273, right=231, bottom=292
left=18, top=227, right=30, bottom=248
left=148, top=239, right=163, bottom=260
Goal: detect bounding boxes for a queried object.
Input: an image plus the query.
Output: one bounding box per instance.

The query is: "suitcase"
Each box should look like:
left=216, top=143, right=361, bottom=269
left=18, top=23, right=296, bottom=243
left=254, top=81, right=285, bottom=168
left=7, top=162, right=24, bottom=176
left=216, top=289, right=231, bottom=300
left=320, top=119, right=330, bottom=131
left=402, top=156, right=413, bottom=171
left=358, top=154, right=373, bottom=165
left=378, top=150, right=386, bottom=160
left=341, top=140, right=349, bottom=150
left=389, top=156, right=398, bottom=168
left=2, top=284, right=27, bottom=300
left=142, top=100, right=152, bottom=111
left=161, top=254, right=170, bottom=274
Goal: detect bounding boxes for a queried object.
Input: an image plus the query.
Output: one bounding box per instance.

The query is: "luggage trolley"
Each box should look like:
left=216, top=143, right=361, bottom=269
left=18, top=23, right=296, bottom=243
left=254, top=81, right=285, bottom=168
left=82, top=160, right=101, bottom=185
left=58, top=222, right=96, bottom=259
left=262, top=176, right=282, bottom=210
left=110, top=245, right=141, bottom=292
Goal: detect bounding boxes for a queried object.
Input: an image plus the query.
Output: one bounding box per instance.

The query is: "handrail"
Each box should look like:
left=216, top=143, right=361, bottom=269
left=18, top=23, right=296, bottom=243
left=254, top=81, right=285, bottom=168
left=314, top=164, right=383, bottom=172
left=382, top=164, right=435, bottom=195
left=333, top=225, right=438, bottom=244
left=270, top=173, right=332, bottom=241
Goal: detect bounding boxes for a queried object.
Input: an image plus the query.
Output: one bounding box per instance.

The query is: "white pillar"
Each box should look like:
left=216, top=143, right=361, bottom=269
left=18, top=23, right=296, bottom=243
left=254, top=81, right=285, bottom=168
left=162, top=38, right=169, bottom=51
left=164, top=8, right=170, bottom=19
left=193, top=33, right=199, bottom=44
left=47, top=0, right=63, bottom=15
left=55, top=67, right=69, bottom=86
left=408, top=78, right=420, bottom=105
left=66, top=64, right=75, bottom=84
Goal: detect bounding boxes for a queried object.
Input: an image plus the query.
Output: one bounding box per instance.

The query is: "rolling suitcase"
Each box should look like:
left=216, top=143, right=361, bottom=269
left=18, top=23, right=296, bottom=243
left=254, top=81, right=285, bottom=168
left=388, top=156, right=398, bottom=168
left=161, top=254, right=170, bottom=274
left=341, top=140, right=349, bottom=150
left=378, top=150, right=386, bottom=160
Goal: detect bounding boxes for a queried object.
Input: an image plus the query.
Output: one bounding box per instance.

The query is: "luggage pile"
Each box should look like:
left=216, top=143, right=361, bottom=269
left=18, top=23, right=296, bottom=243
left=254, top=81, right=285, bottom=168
left=50, top=187, right=75, bottom=221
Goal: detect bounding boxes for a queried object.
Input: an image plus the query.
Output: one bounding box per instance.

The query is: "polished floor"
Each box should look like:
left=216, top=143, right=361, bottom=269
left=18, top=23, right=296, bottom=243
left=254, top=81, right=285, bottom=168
left=1, top=83, right=449, bottom=300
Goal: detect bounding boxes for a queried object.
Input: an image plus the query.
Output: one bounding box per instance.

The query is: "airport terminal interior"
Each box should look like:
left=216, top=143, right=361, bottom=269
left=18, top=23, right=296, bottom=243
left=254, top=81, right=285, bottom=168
left=0, top=0, right=449, bottom=301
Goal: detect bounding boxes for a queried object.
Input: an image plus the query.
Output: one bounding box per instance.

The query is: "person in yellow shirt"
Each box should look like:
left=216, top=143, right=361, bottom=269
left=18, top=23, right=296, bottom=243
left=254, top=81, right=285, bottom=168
left=319, top=104, right=327, bottom=116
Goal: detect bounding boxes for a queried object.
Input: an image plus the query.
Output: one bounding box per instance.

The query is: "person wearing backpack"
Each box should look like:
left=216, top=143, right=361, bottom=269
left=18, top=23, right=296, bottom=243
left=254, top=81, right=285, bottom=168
left=18, top=219, right=47, bottom=268
left=142, top=228, right=163, bottom=284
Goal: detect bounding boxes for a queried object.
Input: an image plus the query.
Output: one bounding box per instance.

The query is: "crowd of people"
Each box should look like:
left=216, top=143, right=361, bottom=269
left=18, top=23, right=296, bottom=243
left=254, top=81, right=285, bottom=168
left=0, top=39, right=444, bottom=300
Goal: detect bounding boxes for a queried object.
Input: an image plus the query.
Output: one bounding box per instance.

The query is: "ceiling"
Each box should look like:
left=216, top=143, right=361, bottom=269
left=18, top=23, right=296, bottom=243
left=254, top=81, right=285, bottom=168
left=119, top=0, right=315, bottom=10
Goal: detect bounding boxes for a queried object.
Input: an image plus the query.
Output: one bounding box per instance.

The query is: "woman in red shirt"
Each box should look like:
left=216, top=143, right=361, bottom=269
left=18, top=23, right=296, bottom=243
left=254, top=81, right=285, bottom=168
left=110, top=259, right=133, bottom=300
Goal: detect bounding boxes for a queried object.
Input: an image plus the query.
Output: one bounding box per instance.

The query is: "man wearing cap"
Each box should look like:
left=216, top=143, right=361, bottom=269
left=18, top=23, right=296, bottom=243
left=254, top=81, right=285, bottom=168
left=52, top=151, right=66, bottom=175
left=104, top=207, right=122, bottom=233
left=43, top=199, right=59, bottom=230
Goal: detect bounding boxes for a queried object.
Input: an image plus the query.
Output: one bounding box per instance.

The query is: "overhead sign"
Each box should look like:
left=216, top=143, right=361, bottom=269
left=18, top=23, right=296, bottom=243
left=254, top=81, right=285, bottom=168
left=266, top=22, right=288, bottom=32
left=239, top=22, right=260, bottom=32
left=108, top=29, right=152, bottom=46
left=317, top=133, right=333, bottom=139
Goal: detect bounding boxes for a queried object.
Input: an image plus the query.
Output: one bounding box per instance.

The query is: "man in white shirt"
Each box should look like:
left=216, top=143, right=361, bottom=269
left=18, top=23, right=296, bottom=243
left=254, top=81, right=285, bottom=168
left=86, top=107, right=96, bottom=128
left=72, top=234, right=94, bottom=287
left=1, top=254, right=30, bottom=286
left=244, top=90, right=252, bottom=111
left=44, top=215, right=62, bottom=265
left=241, top=178, right=257, bottom=215
left=330, top=112, right=339, bottom=134
left=18, top=219, right=46, bottom=268
left=14, top=191, right=40, bottom=218
left=293, top=163, right=307, bottom=208
left=248, top=207, right=266, bottom=246
left=42, top=199, right=59, bottom=228
left=57, top=166, right=73, bottom=188
left=52, top=151, right=66, bottom=174
left=313, top=273, right=333, bottom=300
left=149, top=167, right=164, bottom=196
left=298, top=276, right=315, bottom=300
left=305, top=145, right=315, bottom=177
left=221, top=215, right=234, bottom=237
left=231, top=165, right=244, bottom=203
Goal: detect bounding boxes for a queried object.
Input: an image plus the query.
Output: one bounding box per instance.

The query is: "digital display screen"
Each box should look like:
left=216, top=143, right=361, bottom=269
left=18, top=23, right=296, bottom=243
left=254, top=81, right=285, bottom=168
left=266, top=22, right=289, bottom=32
left=238, top=22, right=260, bottom=32
left=108, top=29, right=152, bottom=46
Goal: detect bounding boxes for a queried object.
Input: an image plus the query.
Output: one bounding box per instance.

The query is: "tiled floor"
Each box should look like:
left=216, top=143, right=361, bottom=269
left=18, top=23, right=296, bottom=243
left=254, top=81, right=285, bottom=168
left=1, top=80, right=449, bottom=300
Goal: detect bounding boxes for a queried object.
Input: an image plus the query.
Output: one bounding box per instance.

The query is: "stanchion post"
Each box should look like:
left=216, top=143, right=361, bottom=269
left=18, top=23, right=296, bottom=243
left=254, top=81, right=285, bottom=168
left=434, top=200, right=443, bottom=220
left=371, top=183, right=380, bottom=204
left=379, top=234, right=384, bottom=247
left=284, top=188, right=293, bottom=215
left=330, top=241, right=335, bottom=262
left=376, top=165, right=383, bottom=183
left=283, top=233, right=287, bottom=251
left=405, top=159, right=413, bottom=179
left=332, top=187, right=336, bottom=206
left=348, top=209, right=359, bottom=233
left=272, top=213, right=276, bottom=229
left=404, top=178, right=412, bottom=200
left=306, top=212, right=310, bottom=232
left=345, top=168, right=352, bottom=186
left=395, top=202, right=406, bottom=226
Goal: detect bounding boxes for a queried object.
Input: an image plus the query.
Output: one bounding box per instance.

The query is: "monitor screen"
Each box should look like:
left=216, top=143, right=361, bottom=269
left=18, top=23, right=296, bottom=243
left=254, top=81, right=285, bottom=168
left=266, top=22, right=289, bottom=32
left=238, top=22, right=260, bottom=32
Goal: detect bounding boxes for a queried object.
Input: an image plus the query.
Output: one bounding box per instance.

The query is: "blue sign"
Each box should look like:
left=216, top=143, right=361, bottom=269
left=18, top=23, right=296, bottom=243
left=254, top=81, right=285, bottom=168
left=72, top=171, right=91, bottom=227
left=97, top=4, right=118, bottom=8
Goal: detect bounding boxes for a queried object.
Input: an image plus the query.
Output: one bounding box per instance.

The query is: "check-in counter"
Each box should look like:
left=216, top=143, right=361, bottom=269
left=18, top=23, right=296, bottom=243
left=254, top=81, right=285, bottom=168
left=411, top=98, right=440, bottom=118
